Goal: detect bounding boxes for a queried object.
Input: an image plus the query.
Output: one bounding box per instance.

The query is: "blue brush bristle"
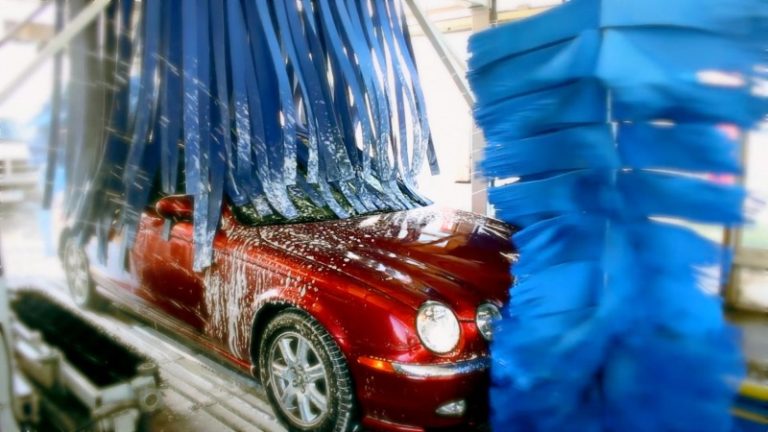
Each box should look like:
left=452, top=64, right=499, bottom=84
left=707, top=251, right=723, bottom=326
left=468, top=0, right=768, bottom=430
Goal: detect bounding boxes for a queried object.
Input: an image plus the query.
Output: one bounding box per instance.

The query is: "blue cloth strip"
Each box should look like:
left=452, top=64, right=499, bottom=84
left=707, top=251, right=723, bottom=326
left=599, top=28, right=768, bottom=126
left=159, top=0, right=181, bottom=196
left=64, top=0, right=435, bottom=269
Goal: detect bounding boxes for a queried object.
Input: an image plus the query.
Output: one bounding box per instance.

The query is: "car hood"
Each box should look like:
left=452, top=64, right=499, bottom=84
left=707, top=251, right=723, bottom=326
left=257, top=206, right=515, bottom=320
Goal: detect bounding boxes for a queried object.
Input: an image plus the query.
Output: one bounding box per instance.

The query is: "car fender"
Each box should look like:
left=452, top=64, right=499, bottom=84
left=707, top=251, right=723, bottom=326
left=247, top=286, right=419, bottom=369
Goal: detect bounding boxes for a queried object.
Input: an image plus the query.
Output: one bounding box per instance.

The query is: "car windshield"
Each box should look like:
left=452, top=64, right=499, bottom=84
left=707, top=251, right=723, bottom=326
left=230, top=178, right=425, bottom=227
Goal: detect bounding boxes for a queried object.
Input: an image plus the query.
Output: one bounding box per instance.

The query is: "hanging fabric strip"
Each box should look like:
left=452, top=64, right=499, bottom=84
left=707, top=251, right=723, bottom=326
left=314, top=0, right=379, bottom=176
left=209, top=0, right=244, bottom=206
left=62, top=0, right=439, bottom=269
left=253, top=1, right=298, bottom=186
left=399, top=9, right=440, bottom=177
left=225, top=0, right=259, bottom=208
left=193, top=0, right=217, bottom=271
left=93, top=0, right=134, bottom=260
left=281, top=0, right=348, bottom=184
left=362, top=0, right=409, bottom=180
left=159, top=0, right=182, bottom=196
left=242, top=0, right=298, bottom=218
left=333, top=0, right=394, bottom=181
left=274, top=1, right=320, bottom=185
left=385, top=0, right=433, bottom=179
left=242, top=1, right=283, bottom=186
left=120, top=0, right=161, bottom=247
left=182, top=0, right=200, bottom=199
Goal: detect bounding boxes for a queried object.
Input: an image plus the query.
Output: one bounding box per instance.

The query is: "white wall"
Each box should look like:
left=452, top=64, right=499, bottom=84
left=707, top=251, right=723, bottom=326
left=412, top=31, right=474, bottom=211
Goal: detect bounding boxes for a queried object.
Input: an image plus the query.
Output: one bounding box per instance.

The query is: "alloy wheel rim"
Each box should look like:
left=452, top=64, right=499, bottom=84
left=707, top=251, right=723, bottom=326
left=66, top=244, right=89, bottom=304
left=269, top=331, right=330, bottom=427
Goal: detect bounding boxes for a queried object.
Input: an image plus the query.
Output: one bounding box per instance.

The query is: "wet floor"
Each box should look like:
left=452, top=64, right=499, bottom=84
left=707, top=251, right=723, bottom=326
left=1, top=201, right=285, bottom=431
left=6, top=277, right=286, bottom=432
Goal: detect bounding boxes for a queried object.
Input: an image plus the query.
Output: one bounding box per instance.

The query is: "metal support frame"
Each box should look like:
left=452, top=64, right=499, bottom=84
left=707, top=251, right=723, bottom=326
left=0, top=232, right=19, bottom=432
left=725, top=132, right=768, bottom=311
left=404, top=0, right=475, bottom=109
left=405, top=0, right=496, bottom=213
left=0, top=0, right=112, bottom=105
left=0, top=2, right=53, bottom=49
left=470, top=5, right=491, bottom=214
left=0, top=2, right=111, bottom=429
left=12, top=314, right=160, bottom=431
left=724, top=134, right=749, bottom=306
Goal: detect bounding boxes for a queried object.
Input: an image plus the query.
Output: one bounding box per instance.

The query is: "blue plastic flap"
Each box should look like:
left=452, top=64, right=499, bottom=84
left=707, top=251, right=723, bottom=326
left=474, top=79, right=607, bottom=142
left=601, top=0, right=768, bottom=38
left=481, top=124, right=618, bottom=179
left=599, top=28, right=768, bottom=126
left=618, top=123, right=742, bottom=173
left=469, top=30, right=600, bottom=106
left=468, top=0, right=599, bottom=72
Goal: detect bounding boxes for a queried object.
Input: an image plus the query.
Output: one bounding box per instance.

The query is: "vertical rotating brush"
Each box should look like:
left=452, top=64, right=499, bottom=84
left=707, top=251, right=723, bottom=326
left=468, top=1, right=768, bottom=430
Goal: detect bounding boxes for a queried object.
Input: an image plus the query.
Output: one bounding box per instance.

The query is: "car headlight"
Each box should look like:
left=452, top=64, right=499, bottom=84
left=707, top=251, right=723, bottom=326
left=476, top=303, right=501, bottom=341
left=416, top=301, right=460, bottom=354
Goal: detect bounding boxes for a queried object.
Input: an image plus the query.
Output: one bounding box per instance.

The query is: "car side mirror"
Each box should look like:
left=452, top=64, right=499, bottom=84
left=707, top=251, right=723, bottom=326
left=155, top=195, right=193, bottom=221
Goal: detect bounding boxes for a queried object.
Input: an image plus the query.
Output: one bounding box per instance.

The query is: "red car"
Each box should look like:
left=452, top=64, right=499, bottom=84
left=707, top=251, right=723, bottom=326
left=61, top=195, right=513, bottom=431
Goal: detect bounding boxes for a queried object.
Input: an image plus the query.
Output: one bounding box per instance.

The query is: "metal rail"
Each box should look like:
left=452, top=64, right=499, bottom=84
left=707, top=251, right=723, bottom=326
left=0, top=2, right=52, bottom=49
left=0, top=0, right=112, bottom=105
left=12, top=315, right=160, bottom=431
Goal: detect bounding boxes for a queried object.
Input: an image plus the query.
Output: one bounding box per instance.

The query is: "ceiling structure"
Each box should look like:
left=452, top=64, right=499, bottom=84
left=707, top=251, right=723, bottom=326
left=405, top=0, right=563, bottom=35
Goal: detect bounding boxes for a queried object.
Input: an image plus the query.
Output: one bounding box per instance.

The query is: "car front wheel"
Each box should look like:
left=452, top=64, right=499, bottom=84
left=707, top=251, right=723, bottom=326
left=259, top=309, right=355, bottom=432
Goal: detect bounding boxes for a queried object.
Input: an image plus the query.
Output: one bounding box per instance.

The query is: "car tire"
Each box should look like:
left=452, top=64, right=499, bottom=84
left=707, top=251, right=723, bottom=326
left=259, top=309, right=355, bottom=432
left=63, top=238, right=106, bottom=311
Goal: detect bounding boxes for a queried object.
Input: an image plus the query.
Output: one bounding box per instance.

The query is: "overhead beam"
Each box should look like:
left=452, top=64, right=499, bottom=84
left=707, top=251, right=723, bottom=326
left=470, top=5, right=490, bottom=214
left=2, top=21, right=54, bottom=44
left=410, top=6, right=550, bottom=35
left=0, top=0, right=111, bottom=106
left=459, top=0, right=489, bottom=7
left=0, top=2, right=52, bottom=49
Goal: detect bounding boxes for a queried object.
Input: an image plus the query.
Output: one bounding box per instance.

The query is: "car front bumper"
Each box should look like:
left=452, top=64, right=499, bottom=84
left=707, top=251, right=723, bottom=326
left=353, top=356, right=490, bottom=432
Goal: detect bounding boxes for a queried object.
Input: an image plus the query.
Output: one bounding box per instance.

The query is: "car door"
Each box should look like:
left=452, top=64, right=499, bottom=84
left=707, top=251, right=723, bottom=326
left=87, top=220, right=143, bottom=300
left=134, top=208, right=207, bottom=332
